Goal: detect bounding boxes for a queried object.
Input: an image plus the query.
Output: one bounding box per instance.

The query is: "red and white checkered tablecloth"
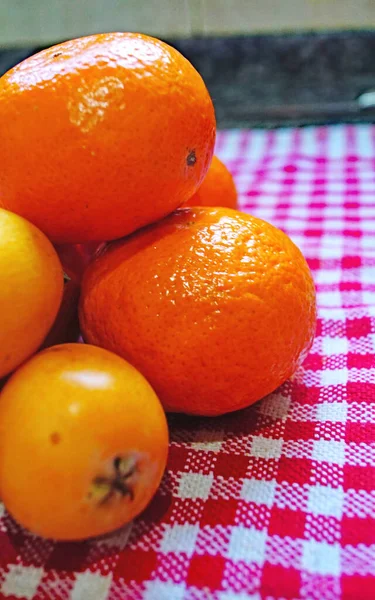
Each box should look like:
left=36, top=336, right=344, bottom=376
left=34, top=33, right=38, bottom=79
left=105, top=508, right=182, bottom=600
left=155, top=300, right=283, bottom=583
left=1, top=124, right=375, bottom=600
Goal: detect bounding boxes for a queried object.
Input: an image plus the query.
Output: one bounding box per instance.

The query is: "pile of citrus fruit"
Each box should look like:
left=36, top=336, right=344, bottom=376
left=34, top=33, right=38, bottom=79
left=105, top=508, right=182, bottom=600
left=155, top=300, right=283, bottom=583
left=0, top=32, right=316, bottom=541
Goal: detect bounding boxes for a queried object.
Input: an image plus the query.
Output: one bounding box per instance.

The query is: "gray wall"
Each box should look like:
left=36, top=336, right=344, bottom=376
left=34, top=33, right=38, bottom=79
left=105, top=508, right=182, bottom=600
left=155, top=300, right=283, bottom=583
left=1, top=0, right=375, bottom=47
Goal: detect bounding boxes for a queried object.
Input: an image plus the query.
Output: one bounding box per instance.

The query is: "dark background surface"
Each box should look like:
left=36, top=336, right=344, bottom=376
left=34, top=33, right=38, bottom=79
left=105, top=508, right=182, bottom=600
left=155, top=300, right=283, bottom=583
left=2, top=31, right=375, bottom=128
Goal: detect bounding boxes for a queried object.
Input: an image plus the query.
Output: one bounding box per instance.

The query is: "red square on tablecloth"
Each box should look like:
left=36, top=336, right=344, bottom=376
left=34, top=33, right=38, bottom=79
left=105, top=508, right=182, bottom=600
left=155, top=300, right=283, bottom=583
left=268, top=506, right=307, bottom=539
left=186, top=554, right=225, bottom=589
left=261, top=564, right=302, bottom=598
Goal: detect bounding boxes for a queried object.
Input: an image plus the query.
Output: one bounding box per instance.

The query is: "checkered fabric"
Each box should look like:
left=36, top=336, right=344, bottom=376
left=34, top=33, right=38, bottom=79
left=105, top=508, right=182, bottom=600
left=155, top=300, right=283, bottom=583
left=0, top=124, right=375, bottom=600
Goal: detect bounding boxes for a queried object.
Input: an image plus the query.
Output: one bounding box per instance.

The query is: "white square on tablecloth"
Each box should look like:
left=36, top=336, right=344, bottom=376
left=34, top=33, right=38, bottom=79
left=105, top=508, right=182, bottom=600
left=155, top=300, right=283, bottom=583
left=359, top=180, right=375, bottom=193
left=144, top=581, right=186, bottom=600
left=178, top=472, right=213, bottom=500
left=299, top=126, right=317, bottom=154
left=361, top=266, right=375, bottom=284
left=325, top=181, right=347, bottom=193
left=71, top=572, right=112, bottom=600
left=241, top=478, right=276, bottom=507
left=302, top=540, right=341, bottom=576
left=308, top=484, right=344, bottom=518
left=359, top=206, right=375, bottom=218
left=362, top=236, right=375, bottom=250
left=317, top=291, right=343, bottom=307
left=216, top=131, right=241, bottom=160
left=320, top=368, right=348, bottom=386
left=315, top=270, right=342, bottom=285
left=322, top=337, right=349, bottom=356
left=319, top=307, right=346, bottom=320
left=1, top=565, right=44, bottom=600
left=355, top=124, right=374, bottom=156
left=219, top=593, right=262, bottom=600
left=160, top=523, right=199, bottom=555
left=227, top=526, right=267, bottom=564
left=312, top=440, right=346, bottom=466
left=258, top=181, right=284, bottom=194
left=316, top=401, right=348, bottom=423
left=363, top=291, right=375, bottom=305
left=250, top=436, right=283, bottom=460
left=258, top=393, right=290, bottom=420
left=326, top=127, right=346, bottom=158
left=242, top=130, right=268, bottom=160
left=319, top=243, right=344, bottom=260
left=325, top=206, right=345, bottom=218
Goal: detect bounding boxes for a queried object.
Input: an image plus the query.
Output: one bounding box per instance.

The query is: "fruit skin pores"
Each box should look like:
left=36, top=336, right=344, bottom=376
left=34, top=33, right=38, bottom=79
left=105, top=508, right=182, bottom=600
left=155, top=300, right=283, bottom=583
left=79, top=207, right=316, bottom=416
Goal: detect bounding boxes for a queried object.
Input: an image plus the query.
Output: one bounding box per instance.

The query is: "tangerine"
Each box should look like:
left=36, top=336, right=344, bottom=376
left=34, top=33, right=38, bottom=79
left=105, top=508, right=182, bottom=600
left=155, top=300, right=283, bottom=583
left=185, top=155, right=238, bottom=209
left=0, top=33, right=215, bottom=243
left=79, top=207, right=316, bottom=416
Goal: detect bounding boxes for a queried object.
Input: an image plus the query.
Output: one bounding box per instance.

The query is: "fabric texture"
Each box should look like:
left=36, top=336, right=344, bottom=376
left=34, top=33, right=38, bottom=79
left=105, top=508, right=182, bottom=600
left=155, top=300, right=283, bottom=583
left=0, top=125, right=374, bottom=600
